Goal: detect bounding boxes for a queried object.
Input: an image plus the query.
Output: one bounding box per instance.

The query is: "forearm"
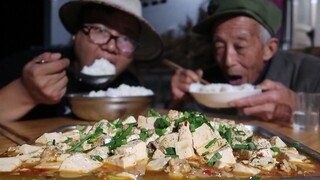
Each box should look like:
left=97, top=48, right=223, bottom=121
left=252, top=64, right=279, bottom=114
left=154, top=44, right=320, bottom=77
left=0, top=79, right=37, bottom=122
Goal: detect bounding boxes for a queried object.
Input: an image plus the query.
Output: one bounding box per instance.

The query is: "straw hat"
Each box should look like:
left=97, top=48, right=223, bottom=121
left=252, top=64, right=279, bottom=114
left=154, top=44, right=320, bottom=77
left=59, top=0, right=163, bottom=61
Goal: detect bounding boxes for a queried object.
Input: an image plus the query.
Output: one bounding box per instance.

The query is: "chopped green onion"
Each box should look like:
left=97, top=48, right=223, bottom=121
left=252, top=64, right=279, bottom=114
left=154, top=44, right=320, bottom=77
left=207, top=152, right=222, bottom=166
left=175, top=111, right=209, bottom=132
left=102, top=126, right=133, bottom=151
left=91, top=155, right=103, bottom=162
left=76, top=125, right=85, bottom=131
left=96, top=122, right=103, bottom=128
left=201, top=151, right=210, bottom=156
left=147, top=109, right=160, bottom=117
left=205, top=138, right=217, bottom=149
left=155, top=128, right=166, bottom=136
left=235, top=130, right=246, bottom=135
left=165, top=154, right=179, bottom=158
left=68, top=127, right=104, bottom=152
left=218, top=125, right=225, bottom=133
left=247, top=142, right=256, bottom=150
left=233, top=144, right=248, bottom=150
left=189, top=163, right=198, bottom=168
left=64, top=137, right=73, bottom=144
left=225, top=128, right=232, bottom=144
left=235, top=137, right=242, bottom=142
left=250, top=176, right=261, bottom=180
left=189, top=123, right=197, bottom=132
left=139, top=128, right=150, bottom=141
left=270, top=147, right=280, bottom=152
left=246, top=136, right=253, bottom=142
left=154, top=116, right=170, bottom=129
left=127, top=122, right=138, bottom=127
left=165, top=147, right=176, bottom=155
left=88, top=136, right=98, bottom=143
left=112, top=119, right=122, bottom=128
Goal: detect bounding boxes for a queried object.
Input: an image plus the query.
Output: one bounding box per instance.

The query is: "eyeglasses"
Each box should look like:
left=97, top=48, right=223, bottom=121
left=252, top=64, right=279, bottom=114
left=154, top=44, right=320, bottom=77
left=81, top=25, right=139, bottom=53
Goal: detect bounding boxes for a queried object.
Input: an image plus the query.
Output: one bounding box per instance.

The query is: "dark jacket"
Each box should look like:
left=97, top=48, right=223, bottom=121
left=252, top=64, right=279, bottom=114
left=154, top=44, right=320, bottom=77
left=0, top=47, right=140, bottom=119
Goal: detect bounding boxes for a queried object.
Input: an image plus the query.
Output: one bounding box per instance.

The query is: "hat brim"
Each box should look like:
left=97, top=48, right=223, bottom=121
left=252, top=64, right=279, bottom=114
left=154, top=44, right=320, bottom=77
left=59, top=1, right=163, bottom=62
left=194, top=9, right=271, bottom=36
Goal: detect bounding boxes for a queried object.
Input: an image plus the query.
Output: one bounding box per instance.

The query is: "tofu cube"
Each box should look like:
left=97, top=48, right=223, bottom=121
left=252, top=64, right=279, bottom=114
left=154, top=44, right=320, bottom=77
left=0, top=157, right=22, bottom=172
left=147, top=157, right=171, bottom=171
left=59, top=153, right=102, bottom=173
left=115, top=140, right=148, bottom=161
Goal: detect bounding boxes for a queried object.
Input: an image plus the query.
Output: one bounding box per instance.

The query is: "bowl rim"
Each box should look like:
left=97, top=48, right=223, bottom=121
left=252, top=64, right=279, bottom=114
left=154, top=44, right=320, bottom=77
left=189, top=88, right=262, bottom=95
left=66, top=93, right=154, bottom=102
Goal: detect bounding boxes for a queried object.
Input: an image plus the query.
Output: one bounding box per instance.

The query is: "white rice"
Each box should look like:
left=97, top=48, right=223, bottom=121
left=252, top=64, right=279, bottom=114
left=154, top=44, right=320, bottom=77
left=88, top=84, right=154, bottom=97
left=189, top=83, right=256, bottom=93
left=81, top=58, right=116, bottom=76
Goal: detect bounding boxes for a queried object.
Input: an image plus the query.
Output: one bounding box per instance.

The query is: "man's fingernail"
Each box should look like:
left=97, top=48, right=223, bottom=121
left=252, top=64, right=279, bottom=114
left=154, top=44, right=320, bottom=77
left=51, top=53, right=61, bottom=59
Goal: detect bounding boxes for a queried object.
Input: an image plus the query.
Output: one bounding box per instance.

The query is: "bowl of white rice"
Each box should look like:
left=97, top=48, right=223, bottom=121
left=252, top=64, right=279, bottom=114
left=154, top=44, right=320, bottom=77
left=189, top=83, right=262, bottom=108
left=66, top=84, right=154, bottom=121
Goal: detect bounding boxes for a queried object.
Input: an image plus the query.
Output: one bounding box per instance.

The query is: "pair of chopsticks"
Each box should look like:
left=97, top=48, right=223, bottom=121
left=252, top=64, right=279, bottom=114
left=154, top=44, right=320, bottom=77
left=162, top=59, right=210, bottom=84
left=0, top=124, right=30, bottom=145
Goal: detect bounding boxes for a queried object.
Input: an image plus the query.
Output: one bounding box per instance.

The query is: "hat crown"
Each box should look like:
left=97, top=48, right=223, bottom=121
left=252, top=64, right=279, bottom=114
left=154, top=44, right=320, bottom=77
left=82, top=0, right=142, bottom=17
left=196, top=0, right=282, bottom=36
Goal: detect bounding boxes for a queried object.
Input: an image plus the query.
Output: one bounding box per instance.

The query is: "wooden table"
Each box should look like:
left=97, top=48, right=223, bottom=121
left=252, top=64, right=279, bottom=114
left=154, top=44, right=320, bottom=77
left=0, top=115, right=319, bottom=154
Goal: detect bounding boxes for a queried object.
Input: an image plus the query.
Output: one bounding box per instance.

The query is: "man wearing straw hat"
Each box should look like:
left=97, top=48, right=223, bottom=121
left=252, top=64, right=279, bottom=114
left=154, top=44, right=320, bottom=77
left=170, top=0, right=320, bottom=122
left=0, top=0, right=163, bottom=121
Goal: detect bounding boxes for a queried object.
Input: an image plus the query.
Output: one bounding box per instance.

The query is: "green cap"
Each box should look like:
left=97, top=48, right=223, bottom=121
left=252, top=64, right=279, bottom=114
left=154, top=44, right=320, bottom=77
left=194, top=0, right=282, bottom=36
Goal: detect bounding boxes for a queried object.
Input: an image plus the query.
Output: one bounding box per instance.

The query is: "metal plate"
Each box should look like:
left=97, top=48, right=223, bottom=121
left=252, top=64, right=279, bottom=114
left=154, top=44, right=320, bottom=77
left=244, top=124, right=320, bottom=162
left=1, top=124, right=319, bottom=179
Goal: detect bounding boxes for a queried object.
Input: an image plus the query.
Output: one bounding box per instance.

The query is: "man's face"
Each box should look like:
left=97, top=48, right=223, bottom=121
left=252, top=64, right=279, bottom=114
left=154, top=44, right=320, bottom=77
left=72, top=7, right=140, bottom=77
left=212, top=16, right=267, bottom=85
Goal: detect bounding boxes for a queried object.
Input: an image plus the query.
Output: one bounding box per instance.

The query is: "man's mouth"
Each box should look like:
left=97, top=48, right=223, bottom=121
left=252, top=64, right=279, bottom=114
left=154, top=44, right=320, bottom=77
left=227, top=75, right=242, bottom=85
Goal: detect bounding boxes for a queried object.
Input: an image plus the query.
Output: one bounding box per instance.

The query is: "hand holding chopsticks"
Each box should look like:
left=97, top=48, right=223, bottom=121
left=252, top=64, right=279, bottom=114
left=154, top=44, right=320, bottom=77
left=162, top=59, right=210, bottom=85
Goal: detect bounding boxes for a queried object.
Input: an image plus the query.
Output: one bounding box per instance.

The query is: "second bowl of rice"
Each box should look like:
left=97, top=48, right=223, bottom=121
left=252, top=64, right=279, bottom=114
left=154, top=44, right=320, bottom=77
left=66, top=84, right=154, bottom=121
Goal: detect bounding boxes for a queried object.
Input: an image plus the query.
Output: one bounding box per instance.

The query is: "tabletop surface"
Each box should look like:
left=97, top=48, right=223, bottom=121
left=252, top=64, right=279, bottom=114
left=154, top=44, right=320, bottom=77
left=0, top=112, right=319, bottom=154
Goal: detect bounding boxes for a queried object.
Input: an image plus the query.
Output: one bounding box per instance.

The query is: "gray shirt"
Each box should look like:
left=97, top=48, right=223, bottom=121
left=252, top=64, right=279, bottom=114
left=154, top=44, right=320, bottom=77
left=265, top=50, right=320, bottom=92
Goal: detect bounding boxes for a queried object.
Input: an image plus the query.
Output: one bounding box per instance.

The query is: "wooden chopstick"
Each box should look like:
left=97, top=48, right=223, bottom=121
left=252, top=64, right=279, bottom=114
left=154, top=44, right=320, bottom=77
left=162, top=59, right=210, bottom=84
left=0, top=124, right=30, bottom=145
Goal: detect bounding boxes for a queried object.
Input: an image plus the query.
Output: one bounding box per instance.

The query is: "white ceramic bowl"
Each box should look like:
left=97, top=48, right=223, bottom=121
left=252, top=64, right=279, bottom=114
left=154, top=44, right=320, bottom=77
left=189, top=83, right=262, bottom=108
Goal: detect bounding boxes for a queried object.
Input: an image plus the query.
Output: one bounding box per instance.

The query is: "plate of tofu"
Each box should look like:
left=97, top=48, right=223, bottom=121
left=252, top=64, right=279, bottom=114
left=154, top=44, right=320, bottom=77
left=0, top=109, right=319, bottom=179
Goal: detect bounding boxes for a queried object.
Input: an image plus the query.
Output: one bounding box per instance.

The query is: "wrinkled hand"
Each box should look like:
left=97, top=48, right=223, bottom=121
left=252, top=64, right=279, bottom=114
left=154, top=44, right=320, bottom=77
left=229, top=79, right=298, bottom=122
left=22, top=52, right=70, bottom=105
left=171, top=68, right=203, bottom=101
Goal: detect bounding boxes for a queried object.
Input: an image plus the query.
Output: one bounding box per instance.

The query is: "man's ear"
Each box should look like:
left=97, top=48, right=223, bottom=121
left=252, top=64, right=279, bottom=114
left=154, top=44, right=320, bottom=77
left=263, top=37, right=279, bottom=61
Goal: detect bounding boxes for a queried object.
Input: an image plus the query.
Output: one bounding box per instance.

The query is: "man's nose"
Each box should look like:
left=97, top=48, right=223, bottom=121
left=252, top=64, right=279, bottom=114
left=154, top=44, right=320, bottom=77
left=225, top=46, right=237, bottom=67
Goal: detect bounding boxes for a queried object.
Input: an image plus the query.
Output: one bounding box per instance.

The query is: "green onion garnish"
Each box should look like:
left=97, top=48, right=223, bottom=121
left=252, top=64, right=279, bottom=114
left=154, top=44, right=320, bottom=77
left=270, top=147, right=280, bottom=152
left=207, top=152, right=222, bottom=166
left=205, top=138, right=217, bottom=149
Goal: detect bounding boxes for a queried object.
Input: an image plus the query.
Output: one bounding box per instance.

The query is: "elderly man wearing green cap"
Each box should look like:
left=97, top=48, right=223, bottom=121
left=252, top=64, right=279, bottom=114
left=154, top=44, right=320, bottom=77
left=0, top=0, right=163, bottom=121
left=171, top=0, right=320, bottom=122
